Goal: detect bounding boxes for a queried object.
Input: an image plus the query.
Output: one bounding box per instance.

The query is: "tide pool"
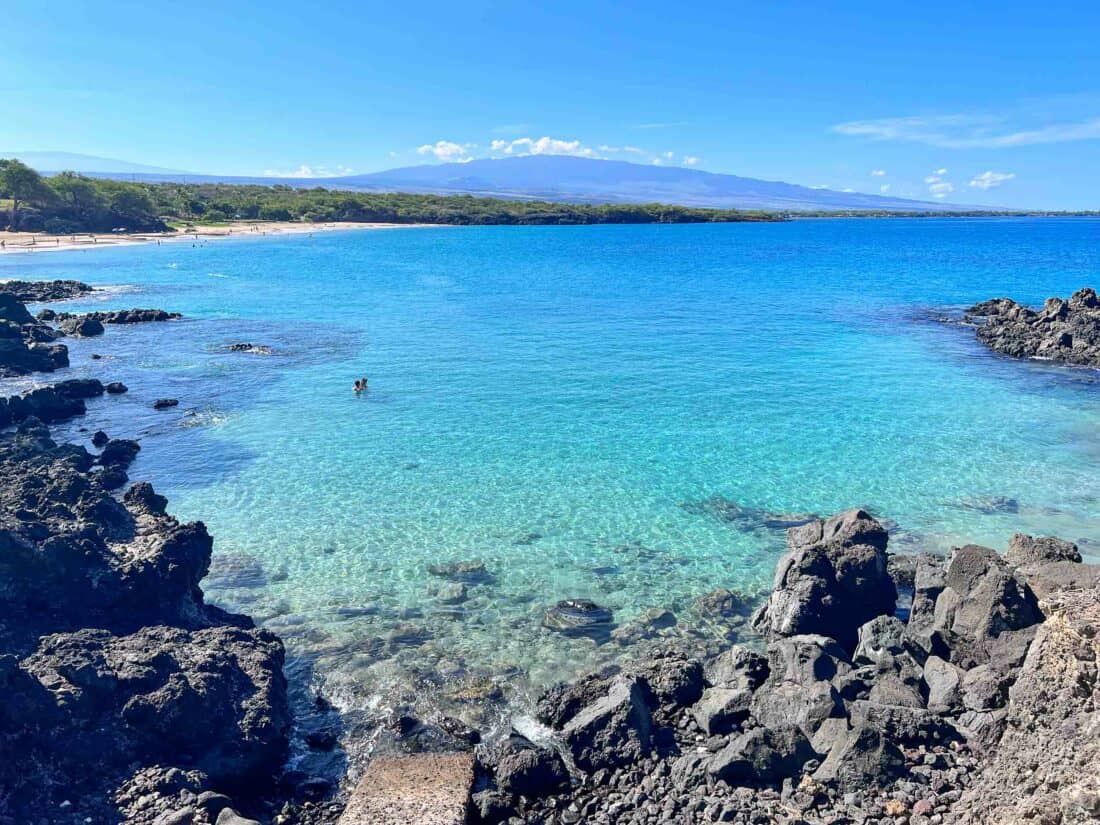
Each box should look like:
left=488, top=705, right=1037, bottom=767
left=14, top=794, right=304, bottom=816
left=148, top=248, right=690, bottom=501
left=4, top=218, right=1099, bottom=723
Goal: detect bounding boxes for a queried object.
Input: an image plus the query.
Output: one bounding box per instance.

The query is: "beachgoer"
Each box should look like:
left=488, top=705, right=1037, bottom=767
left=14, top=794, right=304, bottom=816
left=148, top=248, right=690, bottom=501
left=360, top=377, right=368, bottom=390
left=353, top=380, right=363, bottom=393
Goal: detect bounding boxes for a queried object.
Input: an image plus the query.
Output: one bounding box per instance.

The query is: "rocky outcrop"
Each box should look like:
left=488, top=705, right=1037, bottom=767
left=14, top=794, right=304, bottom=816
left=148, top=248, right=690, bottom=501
left=474, top=509, right=1100, bottom=825
left=53, top=307, right=182, bottom=325
left=0, top=279, right=95, bottom=302
left=0, top=294, right=68, bottom=377
left=0, top=420, right=291, bottom=822
left=966, top=287, right=1100, bottom=366
left=954, top=590, right=1100, bottom=824
left=751, top=508, right=896, bottom=651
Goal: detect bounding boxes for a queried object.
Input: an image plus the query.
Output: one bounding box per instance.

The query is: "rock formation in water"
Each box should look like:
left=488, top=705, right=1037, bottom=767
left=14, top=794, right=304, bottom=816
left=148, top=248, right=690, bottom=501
left=967, top=287, right=1100, bottom=367
left=0, top=294, right=68, bottom=377
left=0, top=279, right=95, bottom=302
left=52, top=307, right=183, bottom=325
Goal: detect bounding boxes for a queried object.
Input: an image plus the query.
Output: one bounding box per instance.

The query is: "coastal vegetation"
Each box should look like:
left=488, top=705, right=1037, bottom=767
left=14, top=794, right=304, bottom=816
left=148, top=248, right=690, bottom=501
left=0, top=158, right=778, bottom=232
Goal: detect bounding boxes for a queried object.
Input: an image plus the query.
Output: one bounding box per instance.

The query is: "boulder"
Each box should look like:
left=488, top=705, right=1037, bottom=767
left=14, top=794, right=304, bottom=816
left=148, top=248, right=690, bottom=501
left=930, top=545, right=1042, bottom=667
left=922, top=655, right=964, bottom=714
left=704, top=645, right=769, bottom=689
left=154, top=398, right=180, bottom=410
left=812, top=723, right=905, bottom=793
left=561, top=676, right=652, bottom=772
left=61, top=316, right=105, bottom=337
left=692, top=685, right=754, bottom=734
left=1006, top=533, right=1081, bottom=567
left=708, top=726, right=817, bottom=786
left=99, top=438, right=141, bottom=469
left=106, top=381, right=128, bottom=394
left=626, top=652, right=705, bottom=714
left=492, top=733, right=569, bottom=798
left=751, top=509, right=897, bottom=651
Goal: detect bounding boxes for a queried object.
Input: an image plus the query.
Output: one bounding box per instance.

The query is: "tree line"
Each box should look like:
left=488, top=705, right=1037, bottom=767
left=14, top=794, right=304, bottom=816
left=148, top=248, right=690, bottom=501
left=0, top=159, right=780, bottom=232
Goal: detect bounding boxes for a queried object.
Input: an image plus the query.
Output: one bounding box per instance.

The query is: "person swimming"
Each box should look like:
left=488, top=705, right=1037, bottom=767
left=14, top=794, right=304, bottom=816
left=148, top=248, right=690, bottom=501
left=353, top=379, right=363, bottom=393
left=360, top=376, right=368, bottom=390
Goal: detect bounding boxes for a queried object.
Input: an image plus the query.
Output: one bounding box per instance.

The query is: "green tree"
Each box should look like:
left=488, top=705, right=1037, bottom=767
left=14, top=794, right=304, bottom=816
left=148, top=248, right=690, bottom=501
left=0, top=159, right=55, bottom=228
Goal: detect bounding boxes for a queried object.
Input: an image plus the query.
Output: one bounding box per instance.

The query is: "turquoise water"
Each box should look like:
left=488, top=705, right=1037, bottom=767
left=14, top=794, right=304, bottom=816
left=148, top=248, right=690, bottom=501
left=4, top=218, right=1100, bottom=722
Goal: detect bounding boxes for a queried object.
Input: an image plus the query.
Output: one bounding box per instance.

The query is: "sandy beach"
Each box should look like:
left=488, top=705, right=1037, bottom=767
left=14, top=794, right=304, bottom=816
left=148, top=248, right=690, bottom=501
left=0, top=220, right=424, bottom=255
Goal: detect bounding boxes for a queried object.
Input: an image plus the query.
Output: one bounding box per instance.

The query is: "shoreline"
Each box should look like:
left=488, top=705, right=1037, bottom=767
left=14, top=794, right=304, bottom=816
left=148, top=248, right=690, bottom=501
left=0, top=220, right=434, bottom=256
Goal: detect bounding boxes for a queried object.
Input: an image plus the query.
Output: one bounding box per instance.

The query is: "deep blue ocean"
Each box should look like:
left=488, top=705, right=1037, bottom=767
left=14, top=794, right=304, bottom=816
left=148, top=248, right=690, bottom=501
left=4, top=218, right=1099, bottom=720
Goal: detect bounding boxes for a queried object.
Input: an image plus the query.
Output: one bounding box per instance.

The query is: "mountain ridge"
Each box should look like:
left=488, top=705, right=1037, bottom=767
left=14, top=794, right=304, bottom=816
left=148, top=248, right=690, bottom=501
left=8, top=152, right=993, bottom=212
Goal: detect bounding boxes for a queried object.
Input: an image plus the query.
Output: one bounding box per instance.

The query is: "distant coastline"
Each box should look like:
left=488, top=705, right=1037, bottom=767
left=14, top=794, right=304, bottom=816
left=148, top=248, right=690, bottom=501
left=0, top=220, right=429, bottom=255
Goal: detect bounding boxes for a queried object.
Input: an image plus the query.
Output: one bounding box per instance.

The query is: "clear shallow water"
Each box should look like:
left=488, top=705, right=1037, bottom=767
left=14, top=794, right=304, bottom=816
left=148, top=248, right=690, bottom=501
left=4, top=218, right=1100, bottom=725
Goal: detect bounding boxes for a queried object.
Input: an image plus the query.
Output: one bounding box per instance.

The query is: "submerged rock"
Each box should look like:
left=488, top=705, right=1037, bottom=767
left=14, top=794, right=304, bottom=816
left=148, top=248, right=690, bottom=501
left=427, top=559, right=493, bottom=583
left=542, top=599, right=614, bottom=637
left=680, top=495, right=818, bottom=532
left=153, top=398, right=180, bottom=409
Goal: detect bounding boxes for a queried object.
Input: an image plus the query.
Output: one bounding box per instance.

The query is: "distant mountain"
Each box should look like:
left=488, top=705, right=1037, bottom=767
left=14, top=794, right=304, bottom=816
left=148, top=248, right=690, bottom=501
left=3, top=151, right=189, bottom=175
left=7, top=152, right=992, bottom=212
left=328, top=156, right=977, bottom=212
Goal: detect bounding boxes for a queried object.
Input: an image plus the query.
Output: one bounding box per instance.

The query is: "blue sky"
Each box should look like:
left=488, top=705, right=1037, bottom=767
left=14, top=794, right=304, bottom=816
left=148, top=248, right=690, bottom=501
left=5, top=0, right=1099, bottom=209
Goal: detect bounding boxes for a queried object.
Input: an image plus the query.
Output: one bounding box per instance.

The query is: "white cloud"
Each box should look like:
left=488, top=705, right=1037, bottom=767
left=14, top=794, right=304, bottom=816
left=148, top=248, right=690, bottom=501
left=682, top=155, right=700, bottom=166
left=870, top=169, right=886, bottom=176
left=969, top=170, right=1016, bottom=190
left=928, top=181, right=955, bottom=198
left=880, top=184, right=891, bottom=193
left=493, top=136, right=596, bottom=157
left=663, top=150, right=675, bottom=159
left=623, top=146, right=646, bottom=154
left=833, top=112, right=1100, bottom=149
left=417, top=140, right=476, bottom=161
left=263, top=164, right=354, bottom=178
left=933, top=168, right=947, bottom=176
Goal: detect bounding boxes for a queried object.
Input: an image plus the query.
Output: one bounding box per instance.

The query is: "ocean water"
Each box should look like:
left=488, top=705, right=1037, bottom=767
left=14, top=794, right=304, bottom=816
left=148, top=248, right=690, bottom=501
left=4, top=218, right=1100, bottom=727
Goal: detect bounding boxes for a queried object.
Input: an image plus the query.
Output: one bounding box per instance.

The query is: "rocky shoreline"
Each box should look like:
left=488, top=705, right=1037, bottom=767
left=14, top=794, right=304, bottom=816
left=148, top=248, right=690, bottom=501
left=4, top=282, right=1100, bottom=824
left=442, top=510, right=1099, bottom=825
left=964, top=287, right=1100, bottom=367
left=0, top=290, right=338, bottom=825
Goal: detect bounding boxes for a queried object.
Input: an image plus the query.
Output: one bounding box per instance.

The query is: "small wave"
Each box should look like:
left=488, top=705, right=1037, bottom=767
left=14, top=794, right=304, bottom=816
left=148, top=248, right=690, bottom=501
left=178, top=408, right=232, bottom=429
left=208, top=272, right=230, bottom=278
left=167, top=263, right=178, bottom=269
